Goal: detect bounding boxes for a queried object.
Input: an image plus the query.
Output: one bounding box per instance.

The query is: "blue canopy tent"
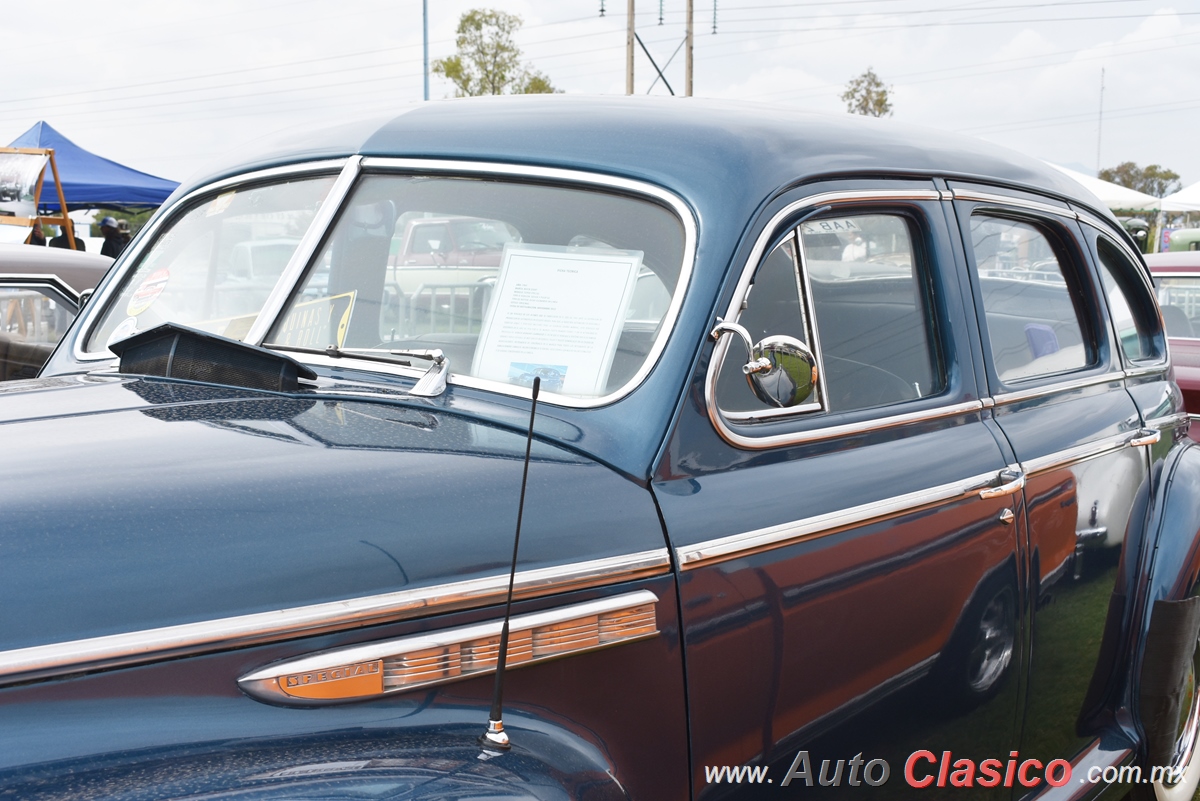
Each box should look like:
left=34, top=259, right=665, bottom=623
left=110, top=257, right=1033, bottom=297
left=8, top=121, right=178, bottom=211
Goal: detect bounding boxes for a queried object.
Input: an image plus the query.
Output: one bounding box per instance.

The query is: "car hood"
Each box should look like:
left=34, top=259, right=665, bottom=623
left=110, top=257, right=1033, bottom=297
left=0, top=375, right=666, bottom=654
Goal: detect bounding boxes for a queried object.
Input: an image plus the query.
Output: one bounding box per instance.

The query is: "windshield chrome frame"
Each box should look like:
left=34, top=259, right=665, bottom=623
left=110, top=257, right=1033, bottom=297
left=72, top=158, right=354, bottom=363
left=260, top=157, right=697, bottom=409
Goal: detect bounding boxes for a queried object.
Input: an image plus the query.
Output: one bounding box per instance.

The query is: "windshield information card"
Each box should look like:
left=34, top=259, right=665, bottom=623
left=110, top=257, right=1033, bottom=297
left=473, top=244, right=642, bottom=397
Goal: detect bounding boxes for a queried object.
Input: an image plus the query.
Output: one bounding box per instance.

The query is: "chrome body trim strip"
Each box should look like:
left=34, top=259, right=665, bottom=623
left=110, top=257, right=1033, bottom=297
left=1020, top=430, right=1135, bottom=477
left=0, top=548, right=671, bottom=686
left=1148, top=412, right=1192, bottom=431
left=704, top=188, right=943, bottom=447
left=73, top=159, right=351, bottom=363
left=991, top=372, right=1122, bottom=406
left=238, top=590, right=658, bottom=706
left=949, top=189, right=1077, bottom=219
left=244, top=156, right=364, bottom=345
left=1126, top=365, right=1169, bottom=378
left=677, top=468, right=1001, bottom=569
left=1035, top=740, right=1131, bottom=801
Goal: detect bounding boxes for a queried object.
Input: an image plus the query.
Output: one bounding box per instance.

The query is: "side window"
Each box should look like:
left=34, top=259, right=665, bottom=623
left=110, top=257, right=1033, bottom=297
left=1095, top=237, right=1165, bottom=363
left=969, top=216, right=1090, bottom=383
left=717, top=212, right=944, bottom=415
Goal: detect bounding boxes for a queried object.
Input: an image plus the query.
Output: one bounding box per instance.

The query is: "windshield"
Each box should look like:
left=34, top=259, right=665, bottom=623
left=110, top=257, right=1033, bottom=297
left=86, top=175, right=337, bottom=352
left=268, top=173, right=686, bottom=400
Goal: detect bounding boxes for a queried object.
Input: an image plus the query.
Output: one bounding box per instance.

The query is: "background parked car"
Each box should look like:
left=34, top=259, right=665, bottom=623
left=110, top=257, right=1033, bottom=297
left=1147, top=251, right=1200, bottom=440
left=0, top=243, right=111, bottom=380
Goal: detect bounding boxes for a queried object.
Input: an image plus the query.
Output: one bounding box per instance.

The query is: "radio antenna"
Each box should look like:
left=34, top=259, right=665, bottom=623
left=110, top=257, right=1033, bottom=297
left=480, top=376, right=541, bottom=752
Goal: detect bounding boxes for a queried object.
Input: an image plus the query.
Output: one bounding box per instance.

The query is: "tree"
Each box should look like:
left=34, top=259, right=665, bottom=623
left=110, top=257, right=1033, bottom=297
left=1098, top=162, right=1181, bottom=198
left=432, top=9, right=559, bottom=97
left=840, top=68, right=892, bottom=117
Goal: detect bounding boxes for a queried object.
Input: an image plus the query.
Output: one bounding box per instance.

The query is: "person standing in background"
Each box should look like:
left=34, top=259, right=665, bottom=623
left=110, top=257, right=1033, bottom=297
left=98, top=216, right=124, bottom=259
left=48, top=225, right=85, bottom=251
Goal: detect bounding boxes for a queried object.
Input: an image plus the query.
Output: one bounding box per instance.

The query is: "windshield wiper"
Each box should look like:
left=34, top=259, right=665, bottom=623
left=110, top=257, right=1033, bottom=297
left=264, top=343, right=449, bottom=397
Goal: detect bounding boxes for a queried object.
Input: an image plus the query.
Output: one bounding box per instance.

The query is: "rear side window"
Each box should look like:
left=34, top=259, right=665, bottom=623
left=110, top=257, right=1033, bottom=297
left=1095, top=237, right=1165, bottom=362
left=716, top=212, right=943, bottom=415
left=969, top=216, right=1090, bottom=383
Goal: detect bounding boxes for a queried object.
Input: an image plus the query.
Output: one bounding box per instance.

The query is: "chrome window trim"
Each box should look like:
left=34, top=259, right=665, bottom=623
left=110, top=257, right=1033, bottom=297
left=0, top=547, right=670, bottom=687
left=676, top=467, right=1003, bottom=569
left=991, top=372, right=1122, bottom=407
left=705, top=188, right=945, bottom=447
left=949, top=188, right=1076, bottom=219
left=265, top=157, right=698, bottom=410
left=72, top=158, right=351, bottom=362
left=244, top=156, right=363, bottom=345
left=0, top=276, right=80, bottom=309
left=712, top=398, right=984, bottom=450
left=1084, top=224, right=1170, bottom=370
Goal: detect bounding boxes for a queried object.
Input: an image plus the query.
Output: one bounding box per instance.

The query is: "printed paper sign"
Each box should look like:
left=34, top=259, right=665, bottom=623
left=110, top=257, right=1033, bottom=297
left=472, top=244, right=642, bottom=397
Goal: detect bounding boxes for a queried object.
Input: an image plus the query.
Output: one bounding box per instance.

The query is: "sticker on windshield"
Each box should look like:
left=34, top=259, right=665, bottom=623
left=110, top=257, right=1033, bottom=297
left=801, top=218, right=861, bottom=235
left=107, top=316, right=139, bottom=348
left=126, top=268, right=170, bottom=316
left=207, top=191, right=236, bottom=217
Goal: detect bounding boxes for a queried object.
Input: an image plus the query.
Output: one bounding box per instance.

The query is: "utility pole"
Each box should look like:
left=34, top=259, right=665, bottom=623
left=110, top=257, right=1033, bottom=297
left=1095, top=67, right=1104, bottom=175
left=685, top=0, right=693, bottom=96
left=626, top=0, right=635, bottom=94
left=423, top=0, right=429, bottom=101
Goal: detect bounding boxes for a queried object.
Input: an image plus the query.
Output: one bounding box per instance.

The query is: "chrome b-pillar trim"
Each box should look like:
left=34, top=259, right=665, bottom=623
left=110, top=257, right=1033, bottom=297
left=246, top=156, right=363, bottom=346
left=0, top=548, right=671, bottom=687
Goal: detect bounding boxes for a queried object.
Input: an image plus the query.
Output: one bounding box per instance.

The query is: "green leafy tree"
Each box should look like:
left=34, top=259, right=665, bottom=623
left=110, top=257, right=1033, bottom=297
left=840, top=67, right=893, bottom=117
left=1099, top=162, right=1182, bottom=198
left=432, top=9, right=559, bottom=97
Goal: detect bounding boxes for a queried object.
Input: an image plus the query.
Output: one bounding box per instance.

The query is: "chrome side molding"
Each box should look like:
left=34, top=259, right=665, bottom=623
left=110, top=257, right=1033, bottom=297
left=0, top=549, right=671, bottom=687
left=239, top=591, right=658, bottom=706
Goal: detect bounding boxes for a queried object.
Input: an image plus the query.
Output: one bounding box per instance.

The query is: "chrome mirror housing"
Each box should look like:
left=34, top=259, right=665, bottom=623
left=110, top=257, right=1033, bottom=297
left=711, top=320, right=818, bottom=408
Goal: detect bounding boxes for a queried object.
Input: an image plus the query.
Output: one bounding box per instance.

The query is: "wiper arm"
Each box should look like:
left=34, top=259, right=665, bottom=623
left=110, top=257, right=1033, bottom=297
left=264, top=343, right=449, bottom=397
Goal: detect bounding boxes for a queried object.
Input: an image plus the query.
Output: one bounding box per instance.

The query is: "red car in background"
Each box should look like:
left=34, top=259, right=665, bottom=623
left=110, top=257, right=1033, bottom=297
left=1147, top=251, right=1200, bottom=439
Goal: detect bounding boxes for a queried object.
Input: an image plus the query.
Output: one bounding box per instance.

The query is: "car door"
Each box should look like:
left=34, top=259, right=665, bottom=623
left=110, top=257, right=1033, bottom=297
left=949, top=183, right=1159, bottom=779
left=654, top=180, right=1025, bottom=798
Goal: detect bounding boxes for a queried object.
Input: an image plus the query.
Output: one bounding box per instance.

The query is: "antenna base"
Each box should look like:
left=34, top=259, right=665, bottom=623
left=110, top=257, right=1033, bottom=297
left=479, top=718, right=511, bottom=750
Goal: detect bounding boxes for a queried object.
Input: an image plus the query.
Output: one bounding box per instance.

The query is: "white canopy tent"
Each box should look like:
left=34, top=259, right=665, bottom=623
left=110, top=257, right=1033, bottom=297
left=1160, top=181, right=1200, bottom=212
left=1042, top=162, right=1161, bottom=211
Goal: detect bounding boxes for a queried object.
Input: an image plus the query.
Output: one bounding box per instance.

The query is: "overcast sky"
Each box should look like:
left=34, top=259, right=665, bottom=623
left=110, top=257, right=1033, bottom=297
left=3, top=0, right=1197, bottom=192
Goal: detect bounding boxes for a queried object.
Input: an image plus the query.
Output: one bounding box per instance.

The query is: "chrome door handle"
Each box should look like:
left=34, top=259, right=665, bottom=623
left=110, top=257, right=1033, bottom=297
left=1128, top=428, right=1161, bottom=448
left=980, top=468, right=1025, bottom=499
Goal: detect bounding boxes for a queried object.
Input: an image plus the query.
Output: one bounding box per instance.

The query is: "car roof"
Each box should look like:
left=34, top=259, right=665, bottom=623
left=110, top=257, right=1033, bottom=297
left=0, top=244, right=114, bottom=293
left=172, top=96, right=1117, bottom=226
left=1145, top=252, right=1200, bottom=272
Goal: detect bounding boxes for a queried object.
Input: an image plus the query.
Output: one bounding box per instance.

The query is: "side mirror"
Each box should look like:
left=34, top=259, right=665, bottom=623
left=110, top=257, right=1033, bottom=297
left=711, top=320, right=818, bottom=408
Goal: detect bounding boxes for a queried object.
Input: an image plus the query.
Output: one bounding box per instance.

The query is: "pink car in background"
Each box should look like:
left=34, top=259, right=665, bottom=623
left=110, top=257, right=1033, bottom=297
left=1147, top=251, right=1200, bottom=439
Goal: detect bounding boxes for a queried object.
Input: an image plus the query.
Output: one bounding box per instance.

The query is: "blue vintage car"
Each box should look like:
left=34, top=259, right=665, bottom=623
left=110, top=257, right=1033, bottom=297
left=3, top=96, right=1199, bottom=801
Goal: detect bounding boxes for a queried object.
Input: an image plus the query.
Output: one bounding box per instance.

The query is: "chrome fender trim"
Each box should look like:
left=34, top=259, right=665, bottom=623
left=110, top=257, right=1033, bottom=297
left=239, top=590, right=659, bottom=706
left=0, top=549, right=671, bottom=687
